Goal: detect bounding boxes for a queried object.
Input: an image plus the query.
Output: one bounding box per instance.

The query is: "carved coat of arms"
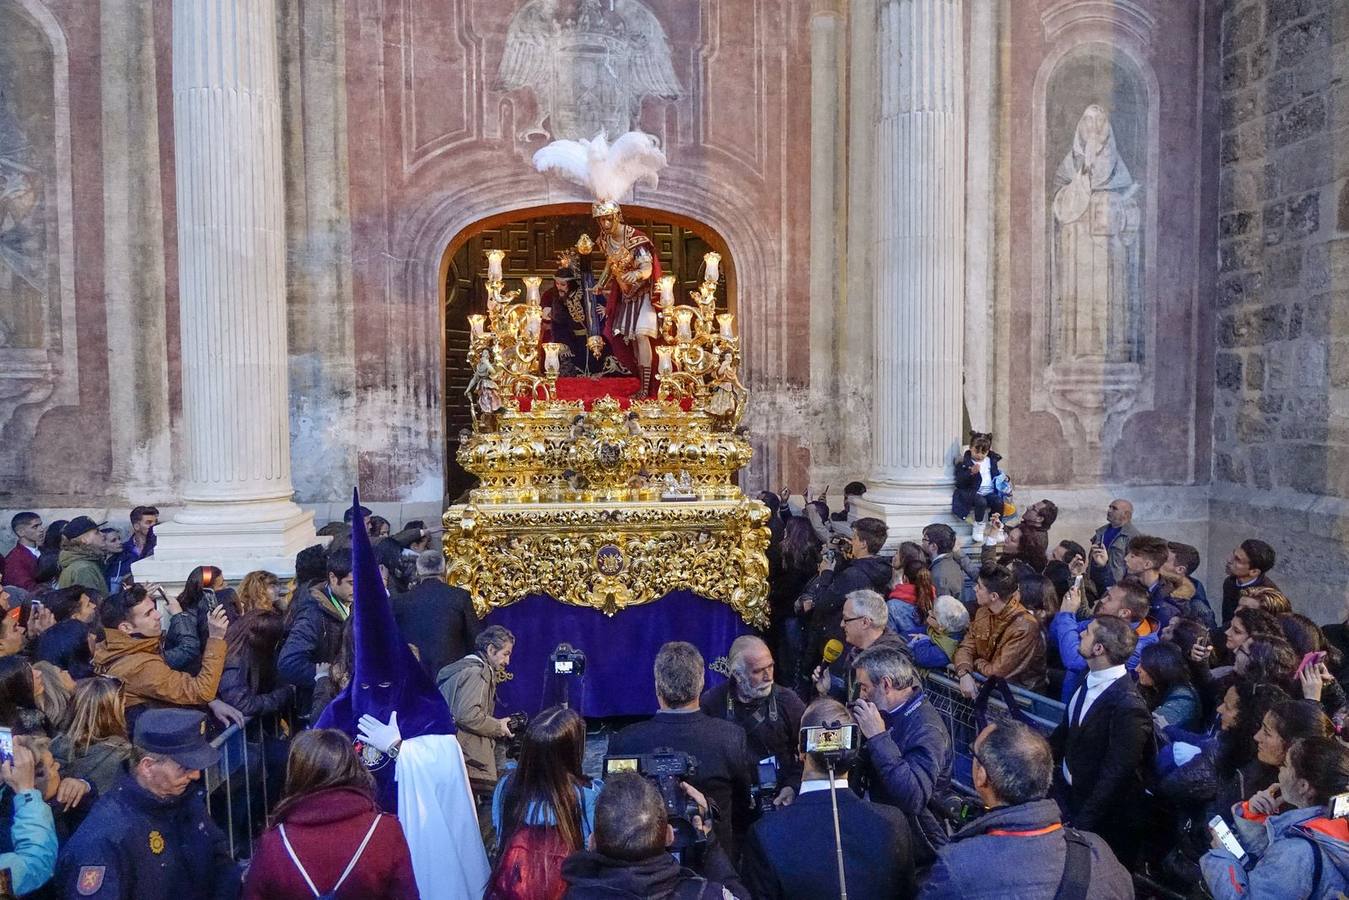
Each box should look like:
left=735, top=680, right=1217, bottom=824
left=495, top=0, right=681, bottom=141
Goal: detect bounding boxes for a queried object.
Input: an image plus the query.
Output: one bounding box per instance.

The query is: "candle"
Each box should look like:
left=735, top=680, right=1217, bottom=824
left=658, top=275, right=676, bottom=308
left=525, top=306, right=543, bottom=341
left=703, top=252, right=721, bottom=284
left=486, top=249, right=505, bottom=282
left=523, top=276, right=542, bottom=305
left=674, top=307, right=695, bottom=341
left=657, top=346, right=674, bottom=376
left=468, top=314, right=486, bottom=339
left=717, top=313, right=735, bottom=339
left=543, top=342, right=562, bottom=376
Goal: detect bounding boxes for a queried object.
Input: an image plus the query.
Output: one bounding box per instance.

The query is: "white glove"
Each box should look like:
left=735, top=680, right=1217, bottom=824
left=357, top=711, right=401, bottom=753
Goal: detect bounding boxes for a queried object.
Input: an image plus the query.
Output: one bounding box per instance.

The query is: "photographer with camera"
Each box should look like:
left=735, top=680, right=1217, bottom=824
left=559, top=772, right=747, bottom=899
left=437, top=625, right=517, bottom=824
left=699, top=636, right=805, bottom=812
left=741, top=698, right=917, bottom=899
left=608, top=642, right=754, bottom=854
left=850, top=645, right=953, bottom=867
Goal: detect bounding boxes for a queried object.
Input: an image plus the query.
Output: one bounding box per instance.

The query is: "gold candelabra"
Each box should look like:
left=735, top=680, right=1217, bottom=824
left=466, top=250, right=561, bottom=416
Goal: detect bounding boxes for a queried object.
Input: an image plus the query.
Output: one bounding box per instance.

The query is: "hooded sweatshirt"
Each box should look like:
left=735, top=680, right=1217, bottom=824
left=57, top=541, right=107, bottom=594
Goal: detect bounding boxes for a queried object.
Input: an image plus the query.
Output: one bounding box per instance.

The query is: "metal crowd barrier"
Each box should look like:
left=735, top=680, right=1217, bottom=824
left=203, top=717, right=285, bottom=860
left=922, top=670, right=1064, bottom=793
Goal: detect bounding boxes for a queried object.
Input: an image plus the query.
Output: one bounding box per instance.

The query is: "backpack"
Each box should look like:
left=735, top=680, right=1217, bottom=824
left=279, top=816, right=381, bottom=899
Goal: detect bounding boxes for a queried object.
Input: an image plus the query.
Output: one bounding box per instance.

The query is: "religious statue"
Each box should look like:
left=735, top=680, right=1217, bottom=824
left=1051, top=104, right=1143, bottom=365
left=542, top=250, right=609, bottom=376
left=0, top=99, right=47, bottom=350
left=591, top=200, right=661, bottom=396
left=533, top=131, right=669, bottom=398
left=707, top=349, right=744, bottom=425
left=466, top=350, right=503, bottom=427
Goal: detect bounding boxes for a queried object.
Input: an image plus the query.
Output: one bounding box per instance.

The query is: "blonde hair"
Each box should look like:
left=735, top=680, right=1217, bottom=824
left=32, top=662, right=71, bottom=730
left=236, top=570, right=280, bottom=615
left=64, top=677, right=129, bottom=755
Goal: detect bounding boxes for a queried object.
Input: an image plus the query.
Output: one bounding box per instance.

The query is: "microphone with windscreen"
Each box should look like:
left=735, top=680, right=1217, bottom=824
left=822, top=639, right=844, bottom=665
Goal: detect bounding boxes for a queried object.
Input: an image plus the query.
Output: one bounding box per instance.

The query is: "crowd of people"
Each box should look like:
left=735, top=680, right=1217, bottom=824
left=1, top=474, right=1348, bottom=899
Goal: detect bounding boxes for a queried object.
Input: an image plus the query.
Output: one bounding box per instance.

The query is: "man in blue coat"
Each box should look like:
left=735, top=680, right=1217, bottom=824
left=1050, top=578, right=1158, bottom=703
left=850, top=644, right=953, bottom=865
left=56, top=708, right=239, bottom=899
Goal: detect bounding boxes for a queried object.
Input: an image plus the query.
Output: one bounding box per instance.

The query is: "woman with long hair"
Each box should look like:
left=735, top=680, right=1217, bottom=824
left=51, top=677, right=131, bottom=794
left=235, top=571, right=281, bottom=616
left=1237, top=585, right=1293, bottom=617
left=1202, top=736, right=1349, bottom=899
left=0, top=655, right=46, bottom=734
left=219, top=610, right=294, bottom=720
left=31, top=661, right=73, bottom=731
left=886, top=555, right=936, bottom=636
left=1138, top=642, right=1202, bottom=731
left=1255, top=699, right=1334, bottom=775
left=777, top=517, right=822, bottom=688
left=1164, top=616, right=1219, bottom=720
left=243, top=729, right=417, bottom=899
left=33, top=521, right=68, bottom=587
left=165, top=565, right=234, bottom=673
left=488, top=706, right=599, bottom=900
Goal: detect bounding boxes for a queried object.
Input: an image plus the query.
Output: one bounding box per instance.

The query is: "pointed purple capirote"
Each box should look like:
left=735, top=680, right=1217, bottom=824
left=317, top=488, right=455, bottom=811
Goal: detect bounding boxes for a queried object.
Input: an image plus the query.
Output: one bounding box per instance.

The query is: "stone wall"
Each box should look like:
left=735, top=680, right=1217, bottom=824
left=1214, top=0, right=1349, bottom=620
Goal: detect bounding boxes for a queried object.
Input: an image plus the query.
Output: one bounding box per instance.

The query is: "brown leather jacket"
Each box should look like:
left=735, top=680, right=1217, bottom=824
left=94, top=629, right=226, bottom=708
left=953, top=597, right=1047, bottom=692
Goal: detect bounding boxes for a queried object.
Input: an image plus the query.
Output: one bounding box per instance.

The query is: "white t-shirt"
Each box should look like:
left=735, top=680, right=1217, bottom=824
left=977, top=456, right=994, bottom=494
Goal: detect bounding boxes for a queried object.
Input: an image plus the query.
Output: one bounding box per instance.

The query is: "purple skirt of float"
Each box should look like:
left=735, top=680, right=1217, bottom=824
left=485, top=590, right=749, bottom=717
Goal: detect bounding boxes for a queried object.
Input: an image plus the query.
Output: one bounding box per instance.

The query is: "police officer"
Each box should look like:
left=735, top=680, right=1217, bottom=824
left=699, top=635, right=806, bottom=808
left=56, top=708, right=240, bottom=899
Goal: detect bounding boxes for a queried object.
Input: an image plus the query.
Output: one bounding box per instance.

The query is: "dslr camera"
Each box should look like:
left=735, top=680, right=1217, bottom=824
left=504, top=711, right=529, bottom=761
left=750, top=757, right=780, bottom=816
left=604, top=748, right=704, bottom=848
left=550, top=643, right=587, bottom=677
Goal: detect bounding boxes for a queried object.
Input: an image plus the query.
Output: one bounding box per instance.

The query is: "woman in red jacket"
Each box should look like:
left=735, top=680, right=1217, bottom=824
left=243, top=728, right=420, bottom=899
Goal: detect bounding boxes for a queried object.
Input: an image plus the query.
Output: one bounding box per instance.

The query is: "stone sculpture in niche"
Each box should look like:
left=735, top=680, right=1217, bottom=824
left=0, top=93, right=47, bottom=350
left=495, top=0, right=680, bottom=142
left=1051, top=104, right=1143, bottom=366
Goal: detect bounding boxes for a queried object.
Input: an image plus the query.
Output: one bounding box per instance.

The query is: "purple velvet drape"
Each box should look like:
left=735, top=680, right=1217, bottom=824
left=486, top=590, right=749, bottom=717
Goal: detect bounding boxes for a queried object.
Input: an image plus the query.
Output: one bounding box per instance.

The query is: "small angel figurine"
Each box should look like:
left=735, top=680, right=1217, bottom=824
left=707, top=350, right=743, bottom=421
left=466, top=350, right=503, bottom=420
left=625, top=411, right=643, bottom=437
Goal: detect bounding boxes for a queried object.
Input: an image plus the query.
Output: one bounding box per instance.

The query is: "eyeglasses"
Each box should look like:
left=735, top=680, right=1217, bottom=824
left=841, top=615, right=866, bottom=626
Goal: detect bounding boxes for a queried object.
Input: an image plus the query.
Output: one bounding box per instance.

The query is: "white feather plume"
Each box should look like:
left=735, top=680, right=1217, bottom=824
left=532, top=131, right=667, bottom=202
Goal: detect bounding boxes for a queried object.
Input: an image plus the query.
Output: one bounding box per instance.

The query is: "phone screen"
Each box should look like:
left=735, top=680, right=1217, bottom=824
left=0, top=727, right=13, bottom=766
left=1208, top=815, right=1247, bottom=860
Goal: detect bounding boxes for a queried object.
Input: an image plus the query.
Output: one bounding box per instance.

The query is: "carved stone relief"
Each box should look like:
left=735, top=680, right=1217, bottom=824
left=495, top=0, right=681, bottom=141
left=0, top=0, right=78, bottom=455
left=1030, top=2, right=1159, bottom=479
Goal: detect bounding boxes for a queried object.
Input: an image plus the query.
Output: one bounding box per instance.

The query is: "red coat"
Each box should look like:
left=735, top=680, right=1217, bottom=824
left=243, top=786, right=420, bottom=899
left=2, top=544, right=39, bottom=592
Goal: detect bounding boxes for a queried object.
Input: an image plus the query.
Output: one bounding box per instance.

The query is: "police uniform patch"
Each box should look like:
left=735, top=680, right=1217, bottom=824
left=149, top=830, right=165, bottom=855
left=77, top=866, right=105, bottom=895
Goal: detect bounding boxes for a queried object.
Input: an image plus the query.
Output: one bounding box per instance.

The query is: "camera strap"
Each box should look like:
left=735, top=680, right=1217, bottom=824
left=1052, top=827, right=1092, bottom=900
left=727, top=686, right=780, bottom=733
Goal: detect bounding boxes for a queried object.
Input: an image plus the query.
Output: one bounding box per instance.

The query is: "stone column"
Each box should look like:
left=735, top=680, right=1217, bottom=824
left=854, top=0, right=966, bottom=544
left=135, top=0, right=316, bottom=586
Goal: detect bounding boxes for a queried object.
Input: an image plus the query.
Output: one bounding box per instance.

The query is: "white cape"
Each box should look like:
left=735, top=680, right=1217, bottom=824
left=396, top=733, right=491, bottom=900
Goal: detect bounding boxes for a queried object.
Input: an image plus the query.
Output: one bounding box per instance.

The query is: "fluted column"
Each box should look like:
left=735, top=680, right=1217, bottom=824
left=135, top=0, right=316, bottom=586
left=855, top=0, right=966, bottom=543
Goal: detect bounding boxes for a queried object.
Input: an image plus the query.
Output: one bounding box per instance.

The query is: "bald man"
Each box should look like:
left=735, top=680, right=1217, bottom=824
left=700, top=636, right=806, bottom=810
left=1090, top=499, right=1138, bottom=586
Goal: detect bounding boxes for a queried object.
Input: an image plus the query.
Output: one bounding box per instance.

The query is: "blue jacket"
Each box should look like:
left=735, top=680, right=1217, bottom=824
left=1050, top=612, right=1157, bottom=703
left=56, top=772, right=239, bottom=900
left=857, top=689, right=953, bottom=863
left=1202, top=804, right=1349, bottom=900
left=920, top=799, right=1133, bottom=899
left=0, top=788, right=57, bottom=896
left=910, top=631, right=963, bottom=669
left=886, top=597, right=925, bottom=636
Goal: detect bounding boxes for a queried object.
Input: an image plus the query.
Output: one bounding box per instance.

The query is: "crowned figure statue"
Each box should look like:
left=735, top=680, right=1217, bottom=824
left=534, top=131, right=668, bottom=397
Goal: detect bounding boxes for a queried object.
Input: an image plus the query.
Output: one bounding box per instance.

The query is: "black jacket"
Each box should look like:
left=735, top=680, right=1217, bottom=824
left=1051, top=673, right=1154, bottom=866
left=699, top=682, right=806, bottom=791
left=801, top=554, right=893, bottom=653
left=608, top=710, right=754, bottom=853
left=1221, top=572, right=1277, bottom=624
left=34, top=617, right=94, bottom=679
left=561, top=843, right=747, bottom=899
left=740, top=786, right=917, bottom=899
left=390, top=579, right=480, bottom=679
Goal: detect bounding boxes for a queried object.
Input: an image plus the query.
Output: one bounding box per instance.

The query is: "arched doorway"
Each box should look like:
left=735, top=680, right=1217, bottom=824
left=441, top=205, right=736, bottom=499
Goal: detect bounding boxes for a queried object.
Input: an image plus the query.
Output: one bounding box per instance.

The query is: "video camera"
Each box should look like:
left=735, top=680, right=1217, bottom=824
left=504, top=711, right=529, bottom=761
left=750, top=757, right=780, bottom=816
left=604, top=748, right=704, bottom=849
left=550, top=643, right=587, bottom=677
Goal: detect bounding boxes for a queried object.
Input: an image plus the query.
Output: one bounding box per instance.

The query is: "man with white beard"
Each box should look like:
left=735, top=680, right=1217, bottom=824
left=700, top=635, right=806, bottom=809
